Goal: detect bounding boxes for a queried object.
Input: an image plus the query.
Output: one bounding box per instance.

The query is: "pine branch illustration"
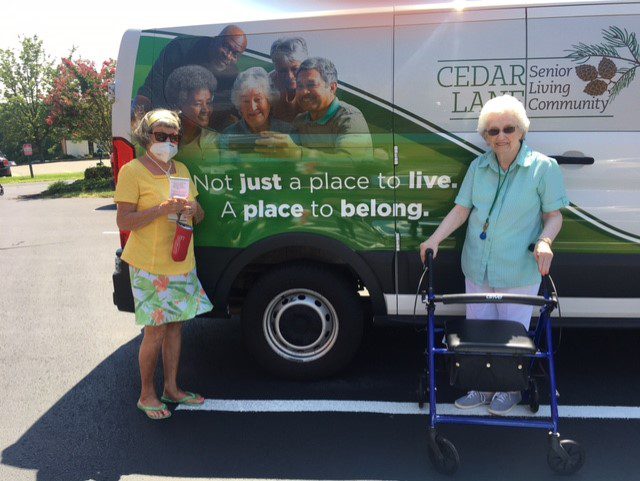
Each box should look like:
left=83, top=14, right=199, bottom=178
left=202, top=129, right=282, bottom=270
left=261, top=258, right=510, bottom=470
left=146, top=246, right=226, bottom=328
left=602, top=26, right=629, bottom=48
left=567, top=42, right=620, bottom=62
left=602, top=26, right=639, bottom=61
left=567, top=27, right=640, bottom=65
left=609, top=67, right=637, bottom=101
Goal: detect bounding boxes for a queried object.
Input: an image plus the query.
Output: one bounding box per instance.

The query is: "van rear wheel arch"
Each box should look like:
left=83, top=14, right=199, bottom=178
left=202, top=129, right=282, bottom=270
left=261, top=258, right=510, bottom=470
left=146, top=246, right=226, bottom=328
left=213, top=233, right=386, bottom=315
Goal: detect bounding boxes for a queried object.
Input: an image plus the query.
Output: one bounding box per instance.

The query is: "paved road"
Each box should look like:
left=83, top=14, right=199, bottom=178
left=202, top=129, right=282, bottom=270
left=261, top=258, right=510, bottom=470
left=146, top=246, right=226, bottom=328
left=1, top=182, right=639, bottom=481
left=10, top=158, right=112, bottom=177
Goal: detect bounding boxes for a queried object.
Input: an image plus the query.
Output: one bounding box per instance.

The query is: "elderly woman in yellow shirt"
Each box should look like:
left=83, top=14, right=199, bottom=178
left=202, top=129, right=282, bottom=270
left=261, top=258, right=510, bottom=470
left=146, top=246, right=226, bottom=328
left=114, top=109, right=213, bottom=420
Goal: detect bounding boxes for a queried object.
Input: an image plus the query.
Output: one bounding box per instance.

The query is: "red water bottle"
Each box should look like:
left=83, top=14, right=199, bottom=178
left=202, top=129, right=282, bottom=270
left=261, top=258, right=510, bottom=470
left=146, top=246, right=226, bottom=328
left=171, top=221, right=193, bottom=262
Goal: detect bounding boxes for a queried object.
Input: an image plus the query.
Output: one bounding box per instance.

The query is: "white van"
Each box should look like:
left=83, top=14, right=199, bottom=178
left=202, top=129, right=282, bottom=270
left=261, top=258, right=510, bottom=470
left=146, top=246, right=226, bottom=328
left=112, top=0, right=640, bottom=379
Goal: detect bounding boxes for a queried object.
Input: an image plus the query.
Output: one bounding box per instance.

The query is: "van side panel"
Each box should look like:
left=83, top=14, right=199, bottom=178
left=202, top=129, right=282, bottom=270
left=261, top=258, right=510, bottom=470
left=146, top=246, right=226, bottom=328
left=114, top=2, right=640, bottom=325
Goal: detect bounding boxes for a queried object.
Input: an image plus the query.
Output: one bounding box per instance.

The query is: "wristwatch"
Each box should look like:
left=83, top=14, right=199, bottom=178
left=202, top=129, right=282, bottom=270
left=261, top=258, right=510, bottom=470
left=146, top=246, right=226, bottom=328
left=537, top=237, right=553, bottom=247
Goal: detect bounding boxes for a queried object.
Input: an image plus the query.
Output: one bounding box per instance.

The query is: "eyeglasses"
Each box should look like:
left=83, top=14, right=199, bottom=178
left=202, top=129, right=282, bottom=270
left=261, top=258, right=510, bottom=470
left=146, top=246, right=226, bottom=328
left=153, top=132, right=181, bottom=143
left=485, top=126, right=517, bottom=137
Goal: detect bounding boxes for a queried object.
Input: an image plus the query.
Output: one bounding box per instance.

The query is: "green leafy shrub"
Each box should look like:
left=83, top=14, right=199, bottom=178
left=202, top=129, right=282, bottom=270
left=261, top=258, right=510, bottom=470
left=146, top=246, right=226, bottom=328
left=45, top=181, right=73, bottom=195
left=42, top=176, right=114, bottom=197
left=82, top=177, right=114, bottom=191
left=84, top=165, right=113, bottom=180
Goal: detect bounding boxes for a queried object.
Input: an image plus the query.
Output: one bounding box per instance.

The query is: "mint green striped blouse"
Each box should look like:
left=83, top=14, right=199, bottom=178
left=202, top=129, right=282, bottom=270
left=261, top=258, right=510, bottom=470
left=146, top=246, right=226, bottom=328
left=455, top=143, right=569, bottom=288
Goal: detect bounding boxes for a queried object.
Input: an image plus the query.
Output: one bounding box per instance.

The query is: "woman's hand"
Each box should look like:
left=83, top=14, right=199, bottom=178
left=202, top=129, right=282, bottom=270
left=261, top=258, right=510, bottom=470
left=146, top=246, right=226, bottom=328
left=255, top=132, right=302, bottom=159
left=419, top=238, right=440, bottom=264
left=192, top=201, right=205, bottom=224
left=179, top=201, right=195, bottom=220
left=534, top=240, right=554, bottom=275
left=179, top=200, right=204, bottom=222
left=159, top=198, right=188, bottom=216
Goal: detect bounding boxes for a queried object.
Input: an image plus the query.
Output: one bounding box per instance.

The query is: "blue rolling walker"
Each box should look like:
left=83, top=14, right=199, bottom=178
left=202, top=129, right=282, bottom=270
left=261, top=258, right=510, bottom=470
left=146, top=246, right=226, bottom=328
left=420, top=249, right=585, bottom=475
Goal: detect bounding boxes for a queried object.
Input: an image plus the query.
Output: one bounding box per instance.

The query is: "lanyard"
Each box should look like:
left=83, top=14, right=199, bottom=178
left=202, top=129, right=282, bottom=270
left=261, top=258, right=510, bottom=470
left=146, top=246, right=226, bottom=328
left=146, top=154, right=174, bottom=180
left=480, top=162, right=513, bottom=240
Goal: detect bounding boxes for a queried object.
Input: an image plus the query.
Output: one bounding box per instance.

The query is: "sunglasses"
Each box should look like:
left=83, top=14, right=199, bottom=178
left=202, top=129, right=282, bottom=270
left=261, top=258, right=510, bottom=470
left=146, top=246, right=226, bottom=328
left=485, top=126, right=517, bottom=137
left=153, top=132, right=181, bottom=143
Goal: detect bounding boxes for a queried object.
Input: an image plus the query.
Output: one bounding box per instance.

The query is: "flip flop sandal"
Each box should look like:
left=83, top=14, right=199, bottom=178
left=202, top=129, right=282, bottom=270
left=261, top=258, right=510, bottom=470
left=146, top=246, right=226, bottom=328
left=160, top=391, right=204, bottom=405
left=137, top=401, right=172, bottom=420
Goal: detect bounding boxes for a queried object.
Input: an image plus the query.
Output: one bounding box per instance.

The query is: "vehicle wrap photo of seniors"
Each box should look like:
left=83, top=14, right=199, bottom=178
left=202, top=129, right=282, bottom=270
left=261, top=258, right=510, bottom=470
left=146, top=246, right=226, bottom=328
left=132, top=25, right=248, bottom=132
left=255, top=57, right=374, bottom=161
left=164, top=65, right=220, bottom=164
left=220, top=66, right=293, bottom=153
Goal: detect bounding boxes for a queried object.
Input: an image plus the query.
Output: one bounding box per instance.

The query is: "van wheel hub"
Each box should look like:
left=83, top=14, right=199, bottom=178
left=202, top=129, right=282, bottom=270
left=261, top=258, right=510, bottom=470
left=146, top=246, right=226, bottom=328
left=264, top=289, right=339, bottom=362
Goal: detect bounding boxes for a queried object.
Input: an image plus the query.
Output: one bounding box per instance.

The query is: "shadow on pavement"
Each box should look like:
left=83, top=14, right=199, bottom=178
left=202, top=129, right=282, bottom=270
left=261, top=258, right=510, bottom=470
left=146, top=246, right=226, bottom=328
left=3, top=320, right=640, bottom=481
left=0, top=319, right=431, bottom=481
left=95, top=204, right=116, bottom=211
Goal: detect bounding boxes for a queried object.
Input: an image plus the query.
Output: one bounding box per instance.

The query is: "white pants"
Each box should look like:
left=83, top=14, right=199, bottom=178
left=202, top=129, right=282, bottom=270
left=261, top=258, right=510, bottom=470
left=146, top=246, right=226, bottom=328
left=465, top=278, right=540, bottom=330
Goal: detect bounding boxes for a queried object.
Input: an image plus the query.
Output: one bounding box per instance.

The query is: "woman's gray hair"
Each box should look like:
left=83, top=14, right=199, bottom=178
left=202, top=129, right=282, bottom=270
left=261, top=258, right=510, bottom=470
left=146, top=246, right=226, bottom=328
left=270, top=37, right=309, bottom=64
left=298, top=57, right=338, bottom=85
left=230, top=67, right=278, bottom=109
left=477, top=94, right=530, bottom=137
left=164, top=64, right=217, bottom=110
left=132, top=109, right=181, bottom=148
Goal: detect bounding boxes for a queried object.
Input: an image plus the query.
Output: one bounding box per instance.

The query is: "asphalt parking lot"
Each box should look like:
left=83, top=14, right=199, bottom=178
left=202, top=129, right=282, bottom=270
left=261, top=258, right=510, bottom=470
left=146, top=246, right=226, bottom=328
left=1, top=182, right=639, bottom=481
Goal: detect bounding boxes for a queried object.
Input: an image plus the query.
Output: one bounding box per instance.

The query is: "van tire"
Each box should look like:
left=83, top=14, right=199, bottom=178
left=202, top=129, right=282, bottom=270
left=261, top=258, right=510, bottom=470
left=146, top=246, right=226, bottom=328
left=241, top=264, right=363, bottom=380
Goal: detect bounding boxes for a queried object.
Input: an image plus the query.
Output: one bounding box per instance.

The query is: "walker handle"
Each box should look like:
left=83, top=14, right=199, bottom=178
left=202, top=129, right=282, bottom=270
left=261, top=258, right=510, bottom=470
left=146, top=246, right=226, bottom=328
left=426, top=248, right=434, bottom=298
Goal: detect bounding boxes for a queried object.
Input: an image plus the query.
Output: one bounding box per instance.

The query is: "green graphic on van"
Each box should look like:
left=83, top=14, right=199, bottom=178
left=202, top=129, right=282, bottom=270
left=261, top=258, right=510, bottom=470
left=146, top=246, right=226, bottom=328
left=130, top=29, right=640, bottom=256
left=568, top=26, right=640, bottom=102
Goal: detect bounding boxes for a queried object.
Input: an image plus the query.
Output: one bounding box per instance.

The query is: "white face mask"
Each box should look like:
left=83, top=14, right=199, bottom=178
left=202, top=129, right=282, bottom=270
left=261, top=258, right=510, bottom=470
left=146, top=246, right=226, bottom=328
left=148, top=141, right=178, bottom=162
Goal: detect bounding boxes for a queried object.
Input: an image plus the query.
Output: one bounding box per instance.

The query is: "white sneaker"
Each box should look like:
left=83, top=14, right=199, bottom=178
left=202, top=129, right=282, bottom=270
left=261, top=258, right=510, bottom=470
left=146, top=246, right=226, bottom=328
left=454, top=391, right=494, bottom=409
left=488, top=391, right=522, bottom=415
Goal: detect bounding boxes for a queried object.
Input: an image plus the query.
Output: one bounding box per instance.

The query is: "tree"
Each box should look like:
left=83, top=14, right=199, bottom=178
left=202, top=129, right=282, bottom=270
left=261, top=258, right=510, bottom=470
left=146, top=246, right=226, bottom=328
left=0, top=36, right=55, bottom=162
left=44, top=56, right=116, bottom=153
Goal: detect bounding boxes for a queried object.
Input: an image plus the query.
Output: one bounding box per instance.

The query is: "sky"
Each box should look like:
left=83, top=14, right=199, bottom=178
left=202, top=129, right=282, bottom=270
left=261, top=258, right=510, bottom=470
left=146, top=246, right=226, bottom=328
left=3, top=0, right=414, bottom=65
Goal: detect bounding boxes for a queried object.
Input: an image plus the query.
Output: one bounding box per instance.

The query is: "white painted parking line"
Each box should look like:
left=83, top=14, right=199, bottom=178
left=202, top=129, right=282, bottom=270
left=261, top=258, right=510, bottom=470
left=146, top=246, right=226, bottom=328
left=177, top=399, right=640, bottom=419
left=122, top=477, right=385, bottom=481
left=102, top=231, right=120, bottom=235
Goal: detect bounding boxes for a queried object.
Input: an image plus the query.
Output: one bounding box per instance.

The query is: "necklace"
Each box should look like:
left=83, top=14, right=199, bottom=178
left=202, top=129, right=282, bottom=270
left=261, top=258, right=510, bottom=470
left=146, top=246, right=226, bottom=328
left=480, top=161, right=514, bottom=240
left=146, top=154, right=173, bottom=179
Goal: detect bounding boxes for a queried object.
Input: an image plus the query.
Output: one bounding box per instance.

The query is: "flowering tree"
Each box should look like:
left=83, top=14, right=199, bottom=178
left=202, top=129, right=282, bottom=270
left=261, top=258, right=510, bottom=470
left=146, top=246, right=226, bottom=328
left=0, top=36, right=55, bottom=162
left=45, top=56, right=116, bottom=152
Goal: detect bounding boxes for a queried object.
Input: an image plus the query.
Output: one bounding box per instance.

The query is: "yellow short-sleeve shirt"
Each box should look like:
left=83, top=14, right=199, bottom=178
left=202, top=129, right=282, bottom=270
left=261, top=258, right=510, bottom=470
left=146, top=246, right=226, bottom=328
left=114, top=158, right=198, bottom=275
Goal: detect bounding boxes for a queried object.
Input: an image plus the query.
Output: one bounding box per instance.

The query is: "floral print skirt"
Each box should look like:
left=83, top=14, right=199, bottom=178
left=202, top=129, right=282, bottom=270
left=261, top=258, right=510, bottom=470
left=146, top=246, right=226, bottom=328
left=129, top=266, right=213, bottom=326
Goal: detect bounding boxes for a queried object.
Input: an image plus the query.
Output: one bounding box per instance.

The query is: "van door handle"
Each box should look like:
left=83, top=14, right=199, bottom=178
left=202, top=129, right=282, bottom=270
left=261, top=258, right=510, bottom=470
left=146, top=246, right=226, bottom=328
left=550, top=156, right=594, bottom=165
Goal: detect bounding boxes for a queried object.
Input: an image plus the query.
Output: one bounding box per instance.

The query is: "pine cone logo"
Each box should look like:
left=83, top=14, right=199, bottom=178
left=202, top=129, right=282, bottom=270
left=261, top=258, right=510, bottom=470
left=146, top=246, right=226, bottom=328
left=584, top=79, right=608, bottom=96
left=574, top=58, right=618, bottom=97
left=575, top=64, right=598, bottom=81
left=598, top=57, right=617, bottom=79
left=567, top=27, right=640, bottom=105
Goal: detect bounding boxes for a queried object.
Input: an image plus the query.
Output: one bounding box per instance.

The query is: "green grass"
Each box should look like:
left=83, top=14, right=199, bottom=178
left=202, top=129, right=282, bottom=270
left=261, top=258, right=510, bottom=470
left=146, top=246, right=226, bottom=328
left=2, top=172, right=84, bottom=184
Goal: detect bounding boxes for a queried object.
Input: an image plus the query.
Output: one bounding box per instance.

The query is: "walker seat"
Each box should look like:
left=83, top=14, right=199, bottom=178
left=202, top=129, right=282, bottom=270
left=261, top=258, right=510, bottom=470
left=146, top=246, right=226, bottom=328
left=445, top=318, right=537, bottom=354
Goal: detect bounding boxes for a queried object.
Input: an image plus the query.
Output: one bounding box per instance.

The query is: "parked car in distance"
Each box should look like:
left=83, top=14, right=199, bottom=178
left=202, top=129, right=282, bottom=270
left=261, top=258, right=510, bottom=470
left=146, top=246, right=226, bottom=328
left=0, top=152, right=12, bottom=177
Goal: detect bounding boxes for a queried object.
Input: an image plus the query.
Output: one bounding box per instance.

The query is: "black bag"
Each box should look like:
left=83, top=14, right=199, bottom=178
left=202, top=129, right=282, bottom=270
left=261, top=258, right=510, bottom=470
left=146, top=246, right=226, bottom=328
left=445, top=318, right=537, bottom=392
left=448, top=354, right=530, bottom=392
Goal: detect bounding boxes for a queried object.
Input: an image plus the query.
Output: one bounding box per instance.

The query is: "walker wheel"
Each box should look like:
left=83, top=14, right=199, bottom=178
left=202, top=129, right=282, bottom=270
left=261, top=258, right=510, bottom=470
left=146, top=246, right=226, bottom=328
left=428, top=434, right=460, bottom=475
left=528, top=378, right=540, bottom=413
left=547, top=439, right=585, bottom=475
